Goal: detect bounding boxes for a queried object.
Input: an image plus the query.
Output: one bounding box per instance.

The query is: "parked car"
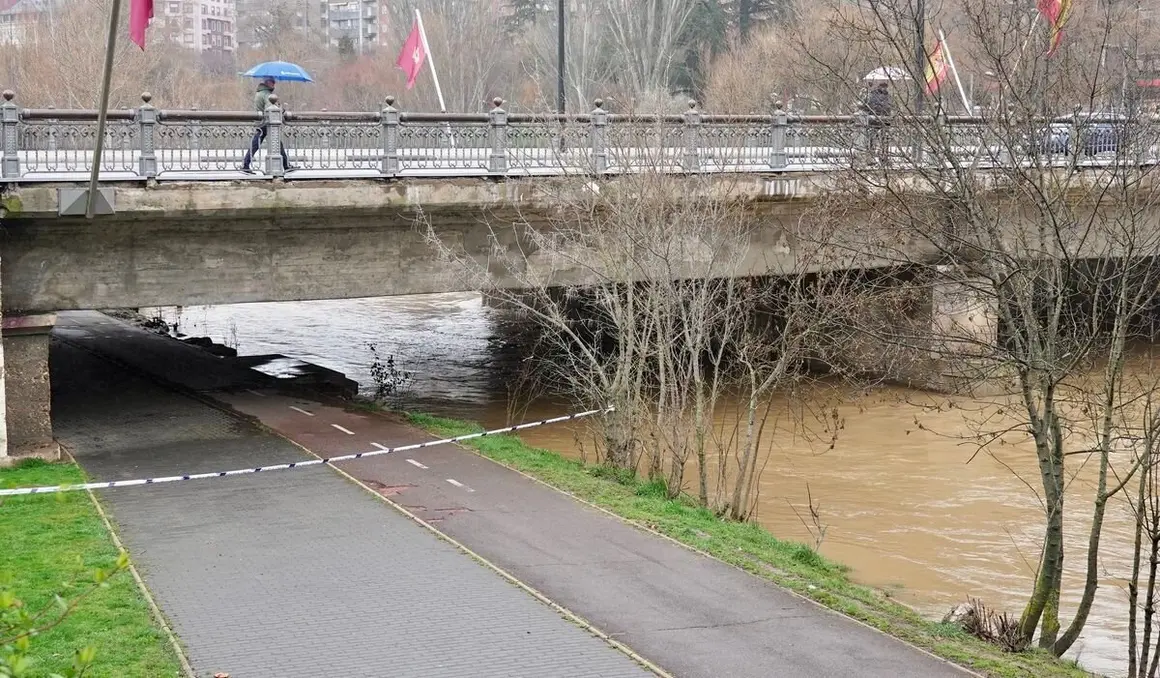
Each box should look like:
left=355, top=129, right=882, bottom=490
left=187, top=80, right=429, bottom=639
left=1035, top=122, right=1119, bottom=157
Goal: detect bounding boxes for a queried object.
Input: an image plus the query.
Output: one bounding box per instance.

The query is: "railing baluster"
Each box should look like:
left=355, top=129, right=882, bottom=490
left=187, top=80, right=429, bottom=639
left=489, top=97, right=507, bottom=176
left=770, top=102, right=787, bottom=170
left=1, top=90, right=18, bottom=179
left=265, top=94, right=285, bottom=177
left=591, top=99, right=608, bottom=175
left=682, top=100, right=701, bottom=173
left=137, top=92, right=157, bottom=179
left=381, top=95, right=399, bottom=177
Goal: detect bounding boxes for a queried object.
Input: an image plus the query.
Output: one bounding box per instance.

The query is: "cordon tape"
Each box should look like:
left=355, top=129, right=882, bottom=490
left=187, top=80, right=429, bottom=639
left=0, top=407, right=614, bottom=497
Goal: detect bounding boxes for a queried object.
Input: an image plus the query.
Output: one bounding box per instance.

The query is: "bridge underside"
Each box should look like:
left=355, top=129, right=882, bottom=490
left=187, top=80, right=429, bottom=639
left=2, top=210, right=500, bottom=313
left=0, top=178, right=824, bottom=313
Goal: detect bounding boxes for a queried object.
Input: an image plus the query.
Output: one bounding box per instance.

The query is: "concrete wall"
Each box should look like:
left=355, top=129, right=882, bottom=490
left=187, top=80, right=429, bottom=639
left=1, top=315, right=56, bottom=460
left=2, top=170, right=1146, bottom=314
left=0, top=176, right=839, bottom=313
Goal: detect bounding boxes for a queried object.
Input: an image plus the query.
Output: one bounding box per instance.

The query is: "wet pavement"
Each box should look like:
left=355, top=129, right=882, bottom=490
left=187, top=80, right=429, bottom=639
left=52, top=312, right=652, bottom=678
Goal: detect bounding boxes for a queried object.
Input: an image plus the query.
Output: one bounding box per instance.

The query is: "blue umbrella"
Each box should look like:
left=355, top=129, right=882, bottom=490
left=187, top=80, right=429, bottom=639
left=241, top=61, right=314, bottom=83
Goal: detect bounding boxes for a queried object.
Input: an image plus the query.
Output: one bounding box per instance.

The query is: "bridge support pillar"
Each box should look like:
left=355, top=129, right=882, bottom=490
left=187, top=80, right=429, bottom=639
left=838, top=266, right=998, bottom=394
left=920, top=268, right=1000, bottom=393
left=1, top=314, right=58, bottom=464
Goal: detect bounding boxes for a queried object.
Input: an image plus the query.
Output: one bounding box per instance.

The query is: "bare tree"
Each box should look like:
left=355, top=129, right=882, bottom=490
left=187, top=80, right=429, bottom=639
left=509, top=7, right=619, bottom=112
left=422, top=131, right=863, bottom=518
left=798, top=0, right=1160, bottom=658
left=597, top=0, right=701, bottom=101
left=1127, top=362, right=1160, bottom=678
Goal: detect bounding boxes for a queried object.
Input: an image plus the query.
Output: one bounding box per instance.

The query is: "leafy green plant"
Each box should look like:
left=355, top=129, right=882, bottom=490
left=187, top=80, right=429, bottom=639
left=0, top=528, right=128, bottom=678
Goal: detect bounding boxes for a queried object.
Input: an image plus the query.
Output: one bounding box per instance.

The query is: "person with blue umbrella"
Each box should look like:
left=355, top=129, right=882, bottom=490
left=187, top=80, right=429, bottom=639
left=240, top=61, right=313, bottom=173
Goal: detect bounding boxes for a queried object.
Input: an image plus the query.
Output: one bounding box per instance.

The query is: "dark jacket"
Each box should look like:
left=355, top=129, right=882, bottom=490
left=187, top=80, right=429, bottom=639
left=866, top=88, right=891, bottom=117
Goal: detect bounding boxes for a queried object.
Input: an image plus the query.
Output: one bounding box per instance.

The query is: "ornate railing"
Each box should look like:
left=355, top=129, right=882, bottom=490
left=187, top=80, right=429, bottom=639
left=0, top=90, right=1156, bottom=182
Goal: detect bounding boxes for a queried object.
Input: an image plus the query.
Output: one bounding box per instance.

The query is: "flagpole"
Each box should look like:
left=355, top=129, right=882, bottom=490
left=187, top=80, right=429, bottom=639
left=1012, top=12, right=1041, bottom=75
left=939, top=30, right=972, bottom=114
left=84, top=0, right=124, bottom=218
left=414, top=9, right=446, bottom=114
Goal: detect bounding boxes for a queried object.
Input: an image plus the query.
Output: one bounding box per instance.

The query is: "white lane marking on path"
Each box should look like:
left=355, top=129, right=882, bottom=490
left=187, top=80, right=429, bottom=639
left=331, top=424, right=356, bottom=435
left=445, top=478, right=474, bottom=492
left=246, top=389, right=266, bottom=397
left=289, top=406, right=315, bottom=417
left=407, top=459, right=429, bottom=470
left=371, top=442, right=390, bottom=451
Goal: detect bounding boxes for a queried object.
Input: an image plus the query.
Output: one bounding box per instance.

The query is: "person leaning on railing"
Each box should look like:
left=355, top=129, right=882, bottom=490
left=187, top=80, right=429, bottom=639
left=241, top=78, right=295, bottom=173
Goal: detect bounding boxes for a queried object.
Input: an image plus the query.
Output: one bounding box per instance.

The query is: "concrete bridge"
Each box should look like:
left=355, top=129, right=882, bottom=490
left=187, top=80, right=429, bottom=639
left=0, top=92, right=1150, bottom=462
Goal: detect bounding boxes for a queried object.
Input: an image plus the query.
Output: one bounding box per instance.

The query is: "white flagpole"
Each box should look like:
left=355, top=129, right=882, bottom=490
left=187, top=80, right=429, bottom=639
left=939, top=30, right=972, bottom=114
left=1012, top=12, right=1041, bottom=76
left=414, top=9, right=447, bottom=114
left=84, top=0, right=124, bottom=218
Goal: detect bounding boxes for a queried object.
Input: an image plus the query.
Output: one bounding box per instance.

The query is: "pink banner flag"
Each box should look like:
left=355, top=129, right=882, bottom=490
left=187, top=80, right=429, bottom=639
left=395, top=21, right=426, bottom=90
left=129, top=0, right=153, bottom=49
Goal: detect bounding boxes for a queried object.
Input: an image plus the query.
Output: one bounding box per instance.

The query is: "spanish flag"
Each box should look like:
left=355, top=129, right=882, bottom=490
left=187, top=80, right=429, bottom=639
left=924, top=39, right=949, bottom=95
left=1038, top=0, right=1073, bottom=56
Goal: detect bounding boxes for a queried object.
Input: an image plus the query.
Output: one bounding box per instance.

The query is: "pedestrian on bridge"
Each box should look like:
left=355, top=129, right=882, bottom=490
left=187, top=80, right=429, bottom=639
left=242, top=78, right=294, bottom=173
left=864, top=81, right=892, bottom=165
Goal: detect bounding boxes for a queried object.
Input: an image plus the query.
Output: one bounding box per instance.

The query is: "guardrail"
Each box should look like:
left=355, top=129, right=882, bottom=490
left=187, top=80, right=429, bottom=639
left=0, top=90, right=1155, bottom=182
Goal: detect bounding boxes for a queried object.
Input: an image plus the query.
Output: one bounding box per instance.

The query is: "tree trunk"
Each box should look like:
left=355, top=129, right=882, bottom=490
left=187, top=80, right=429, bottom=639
left=695, top=382, right=708, bottom=508
left=1054, top=491, right=1107, bottom=654
left=1018, top=439, right=1065, bottom=641
left=739, top=0, right=754, bottom=41
left=1039, top=411, right=1067, bottom=650
left=1130, top=455, right=1148, bottom=678
left=730, top=370, right=759, bottom=519
left=1146, top=486, right=1160, bottom=678
left=1055, top=383, right=1121, bottom=654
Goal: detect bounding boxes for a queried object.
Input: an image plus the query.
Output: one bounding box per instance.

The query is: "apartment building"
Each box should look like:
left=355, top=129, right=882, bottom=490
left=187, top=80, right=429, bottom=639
left=321, top=0, right=377, bottom=53
left=158, top=0, right=236, bottom=54
left=235, top=0, right=319, bottom=50
left=0, top=0, right=54, bottom=45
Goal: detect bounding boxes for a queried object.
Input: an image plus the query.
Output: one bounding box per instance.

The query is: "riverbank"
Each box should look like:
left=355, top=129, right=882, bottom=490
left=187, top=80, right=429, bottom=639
left=0, top=460, right=183, bottom=678
left=407, top=412, right=1093, bottom=678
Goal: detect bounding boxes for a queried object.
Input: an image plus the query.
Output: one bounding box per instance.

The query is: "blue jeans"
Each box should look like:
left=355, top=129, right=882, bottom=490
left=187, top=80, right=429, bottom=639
left=242, top=125, right=290, bottom=170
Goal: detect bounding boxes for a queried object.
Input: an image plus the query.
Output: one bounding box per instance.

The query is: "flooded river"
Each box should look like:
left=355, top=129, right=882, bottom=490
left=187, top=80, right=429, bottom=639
left=142, top=292, right=1141, bottom=676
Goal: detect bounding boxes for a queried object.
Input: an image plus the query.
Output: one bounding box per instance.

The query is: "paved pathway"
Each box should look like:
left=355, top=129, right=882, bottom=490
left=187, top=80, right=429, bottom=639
left=52, top=316, right=652, bottom=678
left=54, top=311, right=972, bottom=678
left=220, top=396, right=971, bottom=678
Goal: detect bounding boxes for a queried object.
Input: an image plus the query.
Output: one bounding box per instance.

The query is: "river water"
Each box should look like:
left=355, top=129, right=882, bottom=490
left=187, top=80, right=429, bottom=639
left=142, top=292, right=1140, bottom=677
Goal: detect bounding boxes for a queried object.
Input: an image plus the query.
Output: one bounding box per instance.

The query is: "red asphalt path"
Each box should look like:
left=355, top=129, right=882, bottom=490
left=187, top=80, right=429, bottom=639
left=219, top=390, right=971, bottom=678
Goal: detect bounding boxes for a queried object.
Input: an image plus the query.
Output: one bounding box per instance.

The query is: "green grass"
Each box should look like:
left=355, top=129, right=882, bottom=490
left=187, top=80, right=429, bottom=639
left=0, top=460, right=183, bottom=678
left=408, top=412, right=1096, bottom=678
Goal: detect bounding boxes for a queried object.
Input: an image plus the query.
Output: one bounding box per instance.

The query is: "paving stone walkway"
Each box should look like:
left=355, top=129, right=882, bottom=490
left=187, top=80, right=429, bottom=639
left=52, top=329, right=652, bottom=678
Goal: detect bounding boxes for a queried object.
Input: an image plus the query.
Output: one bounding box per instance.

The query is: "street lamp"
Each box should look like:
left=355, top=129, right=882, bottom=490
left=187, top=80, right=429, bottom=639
left=557, top=0, right=565, bottom=114
left=914, top=0, right=925, bottom=113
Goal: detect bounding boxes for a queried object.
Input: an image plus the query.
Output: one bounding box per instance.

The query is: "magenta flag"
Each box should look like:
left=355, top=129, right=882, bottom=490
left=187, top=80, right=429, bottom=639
left=395, top=22, right=426, bottom=90
left=129, top=0, right=153, bottom=49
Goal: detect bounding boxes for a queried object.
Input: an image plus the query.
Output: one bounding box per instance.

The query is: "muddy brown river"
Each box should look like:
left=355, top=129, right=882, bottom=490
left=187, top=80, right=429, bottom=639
left=143, top=292, right=1140, bottom=676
